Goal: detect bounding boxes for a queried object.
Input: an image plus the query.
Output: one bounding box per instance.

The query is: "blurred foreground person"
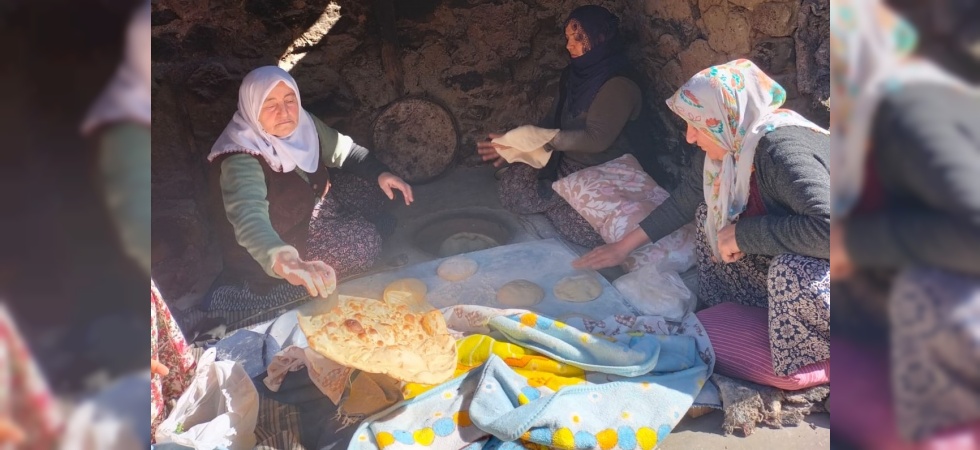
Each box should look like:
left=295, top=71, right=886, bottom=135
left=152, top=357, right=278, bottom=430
left=830, top=0, right=980, bottom=448
left=0, top=304, right=63, bottom=449
left=61, top=2, right=183, bottom=449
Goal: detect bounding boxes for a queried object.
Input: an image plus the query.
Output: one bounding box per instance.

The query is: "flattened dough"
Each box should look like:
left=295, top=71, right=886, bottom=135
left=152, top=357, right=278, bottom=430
left=437, top=256, right=478, bottom=281
left=383, top=278, right=427, bottom=307
left=496, top=280, right=545, bottom=307
left=554, top=274, right=602, bottom=302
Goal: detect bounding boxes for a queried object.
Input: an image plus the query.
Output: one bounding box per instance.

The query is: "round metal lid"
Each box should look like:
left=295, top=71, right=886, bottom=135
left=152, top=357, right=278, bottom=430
left=371, top=96, right=459, bottom=184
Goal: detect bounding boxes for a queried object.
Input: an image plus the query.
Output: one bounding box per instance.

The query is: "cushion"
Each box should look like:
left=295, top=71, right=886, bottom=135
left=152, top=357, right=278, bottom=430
left=696, top=302, right=830, bottom=390
left=551, top=154, right=696, bottom=272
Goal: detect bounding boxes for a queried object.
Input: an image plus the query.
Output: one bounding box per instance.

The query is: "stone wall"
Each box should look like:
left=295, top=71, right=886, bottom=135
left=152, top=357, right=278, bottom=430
left=150, top=0, right=829, bottom=307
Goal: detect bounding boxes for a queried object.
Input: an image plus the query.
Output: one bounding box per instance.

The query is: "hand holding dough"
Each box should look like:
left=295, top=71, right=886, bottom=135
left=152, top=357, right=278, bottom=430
left=437, top=256, right=478, bottom=281
left=496, top=280, right=545, bottom=307
left=491, top=125, right=559, bottom=169
left=554, top=274, right=602, bottom=302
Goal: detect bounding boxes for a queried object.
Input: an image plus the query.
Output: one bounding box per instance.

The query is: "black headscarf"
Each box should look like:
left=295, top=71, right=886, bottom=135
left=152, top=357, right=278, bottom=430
left=562, top=5, right=629, bottom=118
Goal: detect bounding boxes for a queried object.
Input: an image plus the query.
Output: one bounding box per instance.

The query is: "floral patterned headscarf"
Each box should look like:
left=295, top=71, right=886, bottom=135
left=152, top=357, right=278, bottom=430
left=666, top=59, right=828, bottom=261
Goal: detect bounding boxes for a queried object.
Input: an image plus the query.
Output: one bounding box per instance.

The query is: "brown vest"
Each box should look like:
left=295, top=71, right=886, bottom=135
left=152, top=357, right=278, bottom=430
left=209, top=153, right=330, bottom=294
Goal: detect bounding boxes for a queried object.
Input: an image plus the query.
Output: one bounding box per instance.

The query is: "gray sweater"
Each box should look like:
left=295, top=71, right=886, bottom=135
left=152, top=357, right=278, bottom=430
left=845, top=83, right=980, bottom=275
left=543, top=76, right=643, bottom=167
left=638, top=126, right=831, bottom=259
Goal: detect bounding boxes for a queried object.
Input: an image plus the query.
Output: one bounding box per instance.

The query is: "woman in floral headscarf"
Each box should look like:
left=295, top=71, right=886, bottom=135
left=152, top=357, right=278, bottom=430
left=576, top=59, right=831, bottom=378
left=828, top=0, right=980, bottom=445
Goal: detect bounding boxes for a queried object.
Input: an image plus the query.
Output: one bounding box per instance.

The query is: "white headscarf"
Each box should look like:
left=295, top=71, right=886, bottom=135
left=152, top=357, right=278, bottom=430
left=829, top=0, right=977, bottom=217
left=208, top=66, right=320, bottom=173
left=80, top=1, right=151, bottom=135
left=665, top=59, right=828, bottom=261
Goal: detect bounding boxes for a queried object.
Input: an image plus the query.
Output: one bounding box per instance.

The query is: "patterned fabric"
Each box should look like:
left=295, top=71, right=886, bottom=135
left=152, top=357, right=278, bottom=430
left=350, top=310, right=710, bottom=450
left=889, top=266, right=980, bottom=441
left=551, top=154, right=697, bottom=272
left=307, top=171, right=384, bottom=280
left=254, top=397, right=305, bottom=450
left=665, top=59, right=827, bottom=260
left=829, top=0, right=977, bottom=217
left=207, top=171, right=385, bottom=311
left=150, top=282, right=196, bottom=443
left=697, top=302, right=830, bottom=391
left=694, top=204, right=830, bottom=376
left=0, top=304, right=62, bottom=450
left=498, top=158, right=605, bottom=248
left=402, top=334, right=587, bottom=400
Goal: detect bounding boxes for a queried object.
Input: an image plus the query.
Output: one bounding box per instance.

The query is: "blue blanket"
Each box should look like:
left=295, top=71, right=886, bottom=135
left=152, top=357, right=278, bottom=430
left=349, top=311, right=711, bottom=449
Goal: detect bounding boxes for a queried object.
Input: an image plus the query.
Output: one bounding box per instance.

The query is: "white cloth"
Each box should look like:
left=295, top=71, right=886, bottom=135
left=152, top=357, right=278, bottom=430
left=80, top=1, right=151, bottom=135
left=829, top=0, right=979, bottom=217
left=208, top=66, right=320, bottom=173
left=264, top=345, right=352, bottom=405
left=665, top=59, right=827, bottom=261
left=492, top=125, right=559, bottom=169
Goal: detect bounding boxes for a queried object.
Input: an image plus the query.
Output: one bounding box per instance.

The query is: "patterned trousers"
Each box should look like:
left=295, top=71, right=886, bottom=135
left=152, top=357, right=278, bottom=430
left=695, top=204, right=830, bottom=376
left=497, top=159, right=605, bottom=249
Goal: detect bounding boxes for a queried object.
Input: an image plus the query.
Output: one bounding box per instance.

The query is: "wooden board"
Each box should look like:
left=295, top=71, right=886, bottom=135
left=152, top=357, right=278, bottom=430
left=371, top=97, right=458, bottom=184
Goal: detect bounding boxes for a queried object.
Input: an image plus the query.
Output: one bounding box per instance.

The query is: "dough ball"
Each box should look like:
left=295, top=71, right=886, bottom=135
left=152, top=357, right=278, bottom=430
left=383, top=278, right=427, bottom=306
left=439, top=232, right=499, bottom=257
left=436, top=256, right=479, bottom=281
left=496, top=280, right=545, bottom=307
left=554, top=274, right=602, bottom=302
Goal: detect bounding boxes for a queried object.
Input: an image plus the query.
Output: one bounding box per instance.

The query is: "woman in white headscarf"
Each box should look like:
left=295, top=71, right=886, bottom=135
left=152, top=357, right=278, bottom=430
left=206, top=66, right=414, bottom=311
left=828, top=0, right=980, bottom=444
left=575, top=59, right=831, bottom=378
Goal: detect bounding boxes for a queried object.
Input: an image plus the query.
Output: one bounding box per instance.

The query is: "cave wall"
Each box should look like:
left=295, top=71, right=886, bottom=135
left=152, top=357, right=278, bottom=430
left=150, top=0, right=829, bottom=307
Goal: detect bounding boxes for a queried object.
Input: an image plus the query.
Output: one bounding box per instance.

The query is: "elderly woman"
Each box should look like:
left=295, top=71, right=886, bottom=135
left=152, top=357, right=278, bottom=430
left=206, top=66, right=413, bottom=310
left=478, top=5, right=643, bottom=248
left=575, top=59, right=830, bottom=378
left=829, top=0, right=980, bottom=444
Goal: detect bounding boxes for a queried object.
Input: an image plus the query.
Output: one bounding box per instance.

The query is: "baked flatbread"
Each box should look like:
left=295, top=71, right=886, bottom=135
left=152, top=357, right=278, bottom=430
left=298, top=294, right=457, bottom=385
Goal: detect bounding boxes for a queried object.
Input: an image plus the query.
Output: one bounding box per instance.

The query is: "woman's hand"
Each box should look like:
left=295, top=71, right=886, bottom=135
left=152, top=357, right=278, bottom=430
left=830, top=221, right=855, bottom=280
left=271, top=247, right=337, bottom=298
left=573, top=227, right=651, bottom=270
left=573, top=241, right=631, bottom=270
left=717, top=223, right=744, bottom=263
left=151, top=359, right=170, bottom=377
left=378, top=172, right=414, bottom=205
left=477, top=133, right=508, bottom=168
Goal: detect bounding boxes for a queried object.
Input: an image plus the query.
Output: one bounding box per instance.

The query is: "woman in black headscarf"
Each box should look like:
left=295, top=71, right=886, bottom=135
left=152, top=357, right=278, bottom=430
left=477, top=5, right=643, bottom=248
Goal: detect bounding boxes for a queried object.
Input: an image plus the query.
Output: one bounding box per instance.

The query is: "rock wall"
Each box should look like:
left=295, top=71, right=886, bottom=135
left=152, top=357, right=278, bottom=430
left=151, top=0, right=829, bottom=307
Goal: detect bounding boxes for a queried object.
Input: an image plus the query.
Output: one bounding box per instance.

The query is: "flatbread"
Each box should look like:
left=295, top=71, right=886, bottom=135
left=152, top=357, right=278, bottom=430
left=492, top=125, right=559, bottom=169
left=298, top=295, right=457, bottom=385
left=437, top=256, right=478, bottom=281
left=497, top=280, right=545, bottom=307
left=554, top=274, right=602, bottom=302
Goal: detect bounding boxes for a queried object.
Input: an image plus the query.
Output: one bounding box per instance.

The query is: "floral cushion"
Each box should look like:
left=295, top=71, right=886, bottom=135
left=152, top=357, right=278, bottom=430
left=552, top=154, right=696, bottom=273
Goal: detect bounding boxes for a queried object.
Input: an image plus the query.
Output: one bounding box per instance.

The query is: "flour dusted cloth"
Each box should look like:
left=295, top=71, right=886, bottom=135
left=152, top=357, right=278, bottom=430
left=492, top=125, right=559, bottom=169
